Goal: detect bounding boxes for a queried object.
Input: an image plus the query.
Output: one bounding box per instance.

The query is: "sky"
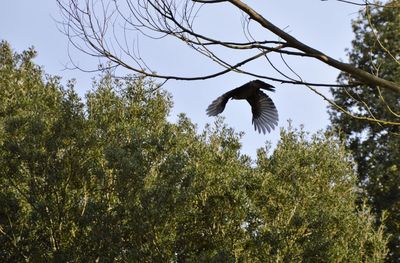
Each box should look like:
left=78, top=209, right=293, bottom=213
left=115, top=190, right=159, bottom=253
left=0, top=0, right=363, bottom=158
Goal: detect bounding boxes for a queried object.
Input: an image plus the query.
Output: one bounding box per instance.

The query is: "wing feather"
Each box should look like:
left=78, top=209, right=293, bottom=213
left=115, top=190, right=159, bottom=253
left=206, top=90, right=235, bottom=116
left=247, top=90, right=279, bottom=134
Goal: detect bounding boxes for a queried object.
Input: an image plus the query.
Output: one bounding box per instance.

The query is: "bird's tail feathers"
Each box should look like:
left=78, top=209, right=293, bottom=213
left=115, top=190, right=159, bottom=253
left=252, top=80, right=275, bottom=92
left=259, top=84, right=275, bottom=92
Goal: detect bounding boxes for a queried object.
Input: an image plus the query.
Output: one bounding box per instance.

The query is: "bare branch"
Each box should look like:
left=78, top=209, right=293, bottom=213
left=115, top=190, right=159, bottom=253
left=57, top=0, right=400, bottom=95
left=227, top=0, right=400, bottom=93
left=57, top=0, right=359, bottom=88
left=310, top=84, right=400, bottom=126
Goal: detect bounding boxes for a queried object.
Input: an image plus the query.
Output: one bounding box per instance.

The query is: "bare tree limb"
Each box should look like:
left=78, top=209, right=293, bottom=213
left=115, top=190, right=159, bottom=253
left=56, top=0, right=400, bottom=96
left=57, top=0, right=369, bottom=89
left=55, top=0, right=400, bottom=126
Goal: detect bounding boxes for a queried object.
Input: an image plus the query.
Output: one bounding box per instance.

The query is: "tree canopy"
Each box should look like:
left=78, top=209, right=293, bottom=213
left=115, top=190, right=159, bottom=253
left=0, top=41, right=389, bottom=262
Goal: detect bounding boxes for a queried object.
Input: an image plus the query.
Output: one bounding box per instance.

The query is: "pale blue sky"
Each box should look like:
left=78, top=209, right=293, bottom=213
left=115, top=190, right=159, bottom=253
left=0, top=0, right=362, bottom=157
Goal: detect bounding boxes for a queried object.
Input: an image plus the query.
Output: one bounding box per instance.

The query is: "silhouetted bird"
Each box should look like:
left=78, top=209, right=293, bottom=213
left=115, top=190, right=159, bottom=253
left=206, top=80, right=278, bottom=134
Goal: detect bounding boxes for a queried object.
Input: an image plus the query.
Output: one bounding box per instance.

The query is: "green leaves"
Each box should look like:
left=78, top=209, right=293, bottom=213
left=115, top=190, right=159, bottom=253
left=0, top=41, right=388, bottom=262
left=251, top=128, right=385, bottom=262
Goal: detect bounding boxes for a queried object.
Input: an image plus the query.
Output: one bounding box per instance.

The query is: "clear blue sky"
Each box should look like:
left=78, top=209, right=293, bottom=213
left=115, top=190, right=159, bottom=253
left=0, top=0, right=362, bottom=158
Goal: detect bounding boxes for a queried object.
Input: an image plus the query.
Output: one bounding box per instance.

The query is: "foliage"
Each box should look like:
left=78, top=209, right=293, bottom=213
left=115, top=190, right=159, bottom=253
left=330, top=1, right=400, bottom=261
left=0, top=41, right=388, bottom=262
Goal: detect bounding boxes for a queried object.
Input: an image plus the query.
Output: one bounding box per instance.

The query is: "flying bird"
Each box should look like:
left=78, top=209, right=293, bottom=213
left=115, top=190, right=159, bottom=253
left=206, top=80, right=279, bottom=134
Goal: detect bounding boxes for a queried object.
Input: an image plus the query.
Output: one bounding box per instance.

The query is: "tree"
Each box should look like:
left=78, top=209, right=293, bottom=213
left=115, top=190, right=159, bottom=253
left=329, top=1, right=400, bottom=261
left=0, top=40, right=89, bottom=262
left=0, top=41, right=389, bottom=262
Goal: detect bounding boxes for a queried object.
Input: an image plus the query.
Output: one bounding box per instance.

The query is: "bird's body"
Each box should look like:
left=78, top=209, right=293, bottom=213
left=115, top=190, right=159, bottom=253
left=206, top=80, right=278, bottom=134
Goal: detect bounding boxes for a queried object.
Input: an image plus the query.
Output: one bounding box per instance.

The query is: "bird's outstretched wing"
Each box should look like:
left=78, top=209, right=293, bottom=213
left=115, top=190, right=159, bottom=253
left=206, top=90, right=235, bottom=116
left=247, top=90, right=279, bottom=134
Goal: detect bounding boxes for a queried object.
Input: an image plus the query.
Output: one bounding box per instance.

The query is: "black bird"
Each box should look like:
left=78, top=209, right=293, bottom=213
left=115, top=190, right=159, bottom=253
left=206, top=80, right=279, bottom=134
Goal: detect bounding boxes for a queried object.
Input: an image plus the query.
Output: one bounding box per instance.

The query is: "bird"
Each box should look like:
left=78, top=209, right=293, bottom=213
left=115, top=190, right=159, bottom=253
left=206, top=80, right=279, bottom=134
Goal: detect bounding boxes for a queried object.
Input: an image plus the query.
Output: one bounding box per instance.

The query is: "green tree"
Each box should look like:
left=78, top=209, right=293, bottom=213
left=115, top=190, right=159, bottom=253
left=329, top=1, right=400, bottom=261
left=0, top=41, right=389, bottom=262
left=0, top=40, right=89, bottom=262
